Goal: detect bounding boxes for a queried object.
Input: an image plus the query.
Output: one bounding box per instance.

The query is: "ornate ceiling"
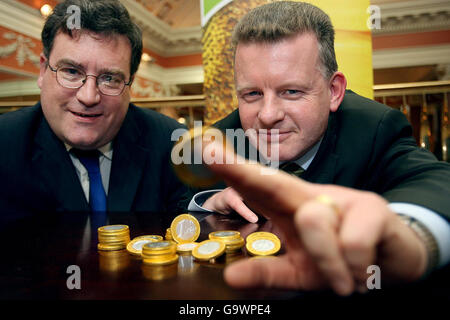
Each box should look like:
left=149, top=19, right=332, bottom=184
left=0, top=0, right=449, bottom=99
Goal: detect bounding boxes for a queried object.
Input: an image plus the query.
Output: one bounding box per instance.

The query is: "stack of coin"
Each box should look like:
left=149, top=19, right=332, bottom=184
left=209, top=230, right=245, bottom=253
left=141, top=240, right=179, bottom=265
left=170, top=214, right=200, bottom=244
left=97, top=225, right=130, bottom=251
left=192, top=239, right=226, bottom=262
left=126, top=235, right=162, bottom=256
left=245, top=232, right=281, bottom=256
left=165, top=228, right=173, bottom=241
left=176, top=242, right=199, bottom=255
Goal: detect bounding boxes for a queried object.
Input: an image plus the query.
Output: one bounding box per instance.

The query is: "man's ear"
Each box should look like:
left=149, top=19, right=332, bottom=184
left=328, top=72, right=347, bottom=112
left=37, top=53, right=48, bottom=89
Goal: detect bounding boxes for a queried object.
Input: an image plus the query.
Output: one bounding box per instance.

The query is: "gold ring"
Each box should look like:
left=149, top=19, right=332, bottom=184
left=314, top=195, right=341, bottom=216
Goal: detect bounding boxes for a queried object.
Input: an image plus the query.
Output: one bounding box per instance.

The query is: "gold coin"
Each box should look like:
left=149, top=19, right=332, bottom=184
left=98, top=243, right=128, bottom=251
left=126, top=237, right=159, bottom=256
left=177, top=242, right=199, bottom=254
left=98, top=225, right=129, bottom=234
left=246, top=232, right=279, bottom=242
left=209, top=230, right=240, bottom=241
left=142, top=254, right=179, bottom=266
left=192, top=240, right=226, bottom=261
left=170, top=214, right=200, bottom=244
left=141, top=241, right=177, bottom=257
left=171, top=126, right=224, bottom=188
left=135, top=235, right=164, bottom=241
left=165, top=228, right=173, bottom=240
left=246, top=236, right=281, bottom=256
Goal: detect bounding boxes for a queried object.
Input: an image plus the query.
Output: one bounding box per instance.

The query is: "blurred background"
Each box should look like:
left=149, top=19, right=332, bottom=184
left=0, top=0, right=449, bottom=161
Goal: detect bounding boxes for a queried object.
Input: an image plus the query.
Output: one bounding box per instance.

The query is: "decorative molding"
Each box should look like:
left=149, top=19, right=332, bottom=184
left=0, top=32, right=40, bottom=67
left=0, top=0, right=43, bottom=40
left=121, top=0, right=202, bottom=56
left=372, top=44, right=450, bottom=69
left=0, top=79, right=39, bottom=97
left=373, top=0, right=450, bottom=35
left=137, top=63, right=204, bottom=85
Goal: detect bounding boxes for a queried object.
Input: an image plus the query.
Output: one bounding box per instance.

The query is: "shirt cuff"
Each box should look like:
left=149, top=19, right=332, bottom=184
left=188, top=189, right=224, bottom=213
left=388, top=202, right=450, bottom=268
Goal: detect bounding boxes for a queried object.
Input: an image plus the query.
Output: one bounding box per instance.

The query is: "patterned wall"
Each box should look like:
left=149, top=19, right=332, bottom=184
left=202, top=0, right=268, bottom=125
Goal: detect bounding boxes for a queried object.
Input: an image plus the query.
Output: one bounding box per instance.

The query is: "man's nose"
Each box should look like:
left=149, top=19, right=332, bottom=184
left=76, top=76, right=101, bottom=106
left=257, top=94, right=285, bottom=127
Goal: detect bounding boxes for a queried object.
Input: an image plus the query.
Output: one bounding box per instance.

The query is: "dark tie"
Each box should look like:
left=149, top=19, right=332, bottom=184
left=279, top=162, right=305, bottom=177
left=72, top=149, right=107, bottom=227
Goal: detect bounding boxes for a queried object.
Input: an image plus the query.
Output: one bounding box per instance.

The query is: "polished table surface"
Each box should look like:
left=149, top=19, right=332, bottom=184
left=1, top=210, right=449, bottom=312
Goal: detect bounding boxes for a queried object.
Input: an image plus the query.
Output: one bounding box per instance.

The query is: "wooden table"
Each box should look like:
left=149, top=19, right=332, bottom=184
left=1, top=210, right=449, bottom=314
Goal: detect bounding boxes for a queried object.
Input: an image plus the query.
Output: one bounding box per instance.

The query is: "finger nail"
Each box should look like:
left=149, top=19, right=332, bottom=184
left=249, top=215, right=258, bottom=223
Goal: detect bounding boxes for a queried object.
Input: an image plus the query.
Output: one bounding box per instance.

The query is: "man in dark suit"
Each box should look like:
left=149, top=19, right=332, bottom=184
left=189, top=1, right=450, bottom=296
left=0, top=0, right=189, bottom=217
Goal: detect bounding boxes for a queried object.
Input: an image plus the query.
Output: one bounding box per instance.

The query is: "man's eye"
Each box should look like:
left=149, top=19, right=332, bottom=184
left=59, top=67, right=83, bottom=80
left=61, top=68, right=81, bottom=75
left=285, top=89, right=300, bottom=95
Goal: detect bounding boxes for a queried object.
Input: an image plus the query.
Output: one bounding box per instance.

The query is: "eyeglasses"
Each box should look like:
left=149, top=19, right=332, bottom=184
left=47, top=63, right=132, bottom=96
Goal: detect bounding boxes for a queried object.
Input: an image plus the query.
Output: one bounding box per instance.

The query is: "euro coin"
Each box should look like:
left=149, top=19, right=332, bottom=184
left=192, top=240, right=226, bottom=261
left=97, top=224, right=130, bottom=251
left=165, top=228, right=173, bottom=240
left=142, top=254, right=179, bottom=265
left=141, top=241, right=179, bottom=265
left=171, top=126, right=225, bottom=188
left=126, top=237, right=159, bottom=256
left=209, top=230, right=240, bottom=241
left=209, top=230, right=244, bottom=252
left=246, top=235, right=281, bottom=256
left=246, top=231, right=279, bottom=242
left=170, top=214, right=200, bottom=244
left=98, top=224, right=129, bottom=234
left=135, top=235, right=163, bottom=241
left=177, top=242, right=199, bottom=254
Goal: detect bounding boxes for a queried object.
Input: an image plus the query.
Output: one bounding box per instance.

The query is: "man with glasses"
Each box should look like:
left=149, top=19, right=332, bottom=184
left=0, top=0, right=190, bottom=218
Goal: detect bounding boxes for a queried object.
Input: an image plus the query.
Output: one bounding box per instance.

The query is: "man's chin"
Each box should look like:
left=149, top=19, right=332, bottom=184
left=65, top=137, right=103, bottom=150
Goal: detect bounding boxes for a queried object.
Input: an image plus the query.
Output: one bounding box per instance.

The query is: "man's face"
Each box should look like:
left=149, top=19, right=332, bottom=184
left=38, top=31, right=132, bottom=150
left=235, top=33, right=336, bottom=162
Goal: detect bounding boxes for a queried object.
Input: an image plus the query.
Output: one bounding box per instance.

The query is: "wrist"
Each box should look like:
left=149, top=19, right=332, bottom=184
left=397, top=214, right=440, bottom=278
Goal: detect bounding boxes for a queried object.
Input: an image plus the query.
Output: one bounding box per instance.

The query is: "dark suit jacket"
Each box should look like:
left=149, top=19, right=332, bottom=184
left=0, top=103, right=191, bottom=217
left=213, top=90, right=450, bottom=220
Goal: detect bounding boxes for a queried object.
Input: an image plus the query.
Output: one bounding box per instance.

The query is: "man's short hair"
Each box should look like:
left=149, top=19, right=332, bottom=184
left=41, top=0, right=143, bottom=77
left=232, top=1, right=337, bottom=79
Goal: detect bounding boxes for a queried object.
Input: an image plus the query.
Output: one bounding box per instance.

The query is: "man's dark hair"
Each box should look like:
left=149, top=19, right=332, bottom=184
left=41, top=0, right=143, bottom=77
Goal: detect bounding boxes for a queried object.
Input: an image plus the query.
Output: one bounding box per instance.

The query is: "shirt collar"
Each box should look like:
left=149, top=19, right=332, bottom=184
left=65, top=142, right=113, bottom=160
left=292, top=136, right=323, bottom=170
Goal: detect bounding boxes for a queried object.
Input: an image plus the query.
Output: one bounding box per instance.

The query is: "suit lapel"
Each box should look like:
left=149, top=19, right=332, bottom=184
left=107, top=108, right=147, bottom=212
left=302, top=112, right=339, bottom=184
left=32, top=114, right=89, bottom=211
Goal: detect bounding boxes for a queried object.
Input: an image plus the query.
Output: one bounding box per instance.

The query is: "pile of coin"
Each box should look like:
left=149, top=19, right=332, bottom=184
left=165, top=228, right=173, bottom=241
left=141, top=240, right=179, bottom=265
left=97, top=225, right=130, bottom=251
left=126, top=235, right=163, bottom=256
left=245, top=232, right=281, bottom=256
left=209, top=230, right=245, bottom=253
